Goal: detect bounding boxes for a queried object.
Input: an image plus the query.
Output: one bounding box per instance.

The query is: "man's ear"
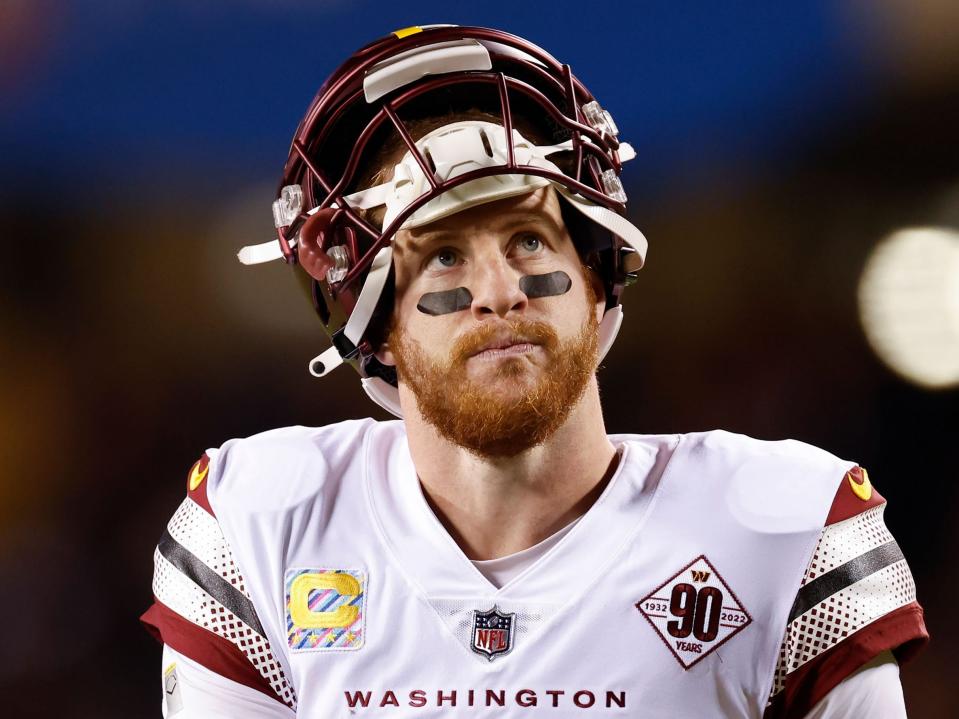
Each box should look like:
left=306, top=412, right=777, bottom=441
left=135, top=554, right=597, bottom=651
left=297, top=210, right=338, bottom=281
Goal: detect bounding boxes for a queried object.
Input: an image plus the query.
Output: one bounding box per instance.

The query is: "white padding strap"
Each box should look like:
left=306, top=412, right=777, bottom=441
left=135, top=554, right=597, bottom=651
left=237, top=237, right=296, bottom=266
left=361, top=377, right=404, bottom=418
left=597, top=305, right=623, bottom=363
left=237, top=206, right=322, bottom=265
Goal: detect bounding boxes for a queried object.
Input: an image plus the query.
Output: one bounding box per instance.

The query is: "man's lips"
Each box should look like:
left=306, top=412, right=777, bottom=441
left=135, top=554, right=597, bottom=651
left=470, top=337, right=538, bottom=359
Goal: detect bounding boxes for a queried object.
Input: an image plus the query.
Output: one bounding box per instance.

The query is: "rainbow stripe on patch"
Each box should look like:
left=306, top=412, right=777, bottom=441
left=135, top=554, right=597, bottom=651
left=285, top=568, right=366, bottom=651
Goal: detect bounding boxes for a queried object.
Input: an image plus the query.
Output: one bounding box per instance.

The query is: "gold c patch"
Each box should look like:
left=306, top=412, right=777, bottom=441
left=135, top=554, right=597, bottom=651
left=285, top=568, right=366, bottom=652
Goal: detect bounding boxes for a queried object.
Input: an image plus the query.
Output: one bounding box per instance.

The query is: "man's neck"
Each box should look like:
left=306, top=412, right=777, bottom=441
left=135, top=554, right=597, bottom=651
left=401, top=377, right=617, bottom=561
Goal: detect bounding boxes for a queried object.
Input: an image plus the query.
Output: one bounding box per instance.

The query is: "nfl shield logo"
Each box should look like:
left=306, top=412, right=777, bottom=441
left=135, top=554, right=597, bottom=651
left=471, top=606, right=515, bottom=661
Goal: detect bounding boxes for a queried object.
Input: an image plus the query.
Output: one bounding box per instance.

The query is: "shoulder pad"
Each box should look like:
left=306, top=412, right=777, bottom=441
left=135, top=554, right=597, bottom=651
left=683, top=430, right=854, bottom=535
left=209, top=419, right=384, bottom=513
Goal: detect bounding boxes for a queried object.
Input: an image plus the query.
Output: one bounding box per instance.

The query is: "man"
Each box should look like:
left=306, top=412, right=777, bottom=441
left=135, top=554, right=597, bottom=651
left=141, top=25, right=927, bottom=717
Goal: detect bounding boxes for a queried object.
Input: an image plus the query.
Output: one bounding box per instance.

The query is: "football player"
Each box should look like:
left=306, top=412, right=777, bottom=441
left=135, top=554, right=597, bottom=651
left=142, top=25, right=927, bottom=718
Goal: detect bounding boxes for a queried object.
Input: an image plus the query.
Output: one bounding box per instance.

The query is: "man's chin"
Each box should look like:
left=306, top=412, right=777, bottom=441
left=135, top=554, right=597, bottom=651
left=390, top=309, right=599, bottom=458
left=464, top=356, right=542, bottom=386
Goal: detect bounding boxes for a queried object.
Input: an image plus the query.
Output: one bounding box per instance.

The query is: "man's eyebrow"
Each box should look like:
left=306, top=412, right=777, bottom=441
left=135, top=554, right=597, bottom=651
left=405, top=213, right=564, bottom=249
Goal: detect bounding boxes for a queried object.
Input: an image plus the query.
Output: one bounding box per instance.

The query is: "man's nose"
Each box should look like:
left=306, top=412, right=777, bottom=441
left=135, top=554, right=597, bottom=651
left=469, top=254, right=528, bottom=320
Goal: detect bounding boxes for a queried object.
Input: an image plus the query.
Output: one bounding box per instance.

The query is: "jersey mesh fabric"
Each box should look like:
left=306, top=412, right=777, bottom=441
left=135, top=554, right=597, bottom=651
left=768, top=503, right=921, bottom=707
left=151, top=497, right=297, bottom=710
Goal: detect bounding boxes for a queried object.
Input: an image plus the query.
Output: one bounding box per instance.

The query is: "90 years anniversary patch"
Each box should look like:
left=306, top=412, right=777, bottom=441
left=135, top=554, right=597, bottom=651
left=636, top=555, right=751, bottom=669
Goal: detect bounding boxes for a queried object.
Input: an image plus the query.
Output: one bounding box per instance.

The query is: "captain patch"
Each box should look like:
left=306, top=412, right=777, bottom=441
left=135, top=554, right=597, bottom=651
left=636, top=555, right=751, bottom=669
left=285, top=568, right=366, bottom=651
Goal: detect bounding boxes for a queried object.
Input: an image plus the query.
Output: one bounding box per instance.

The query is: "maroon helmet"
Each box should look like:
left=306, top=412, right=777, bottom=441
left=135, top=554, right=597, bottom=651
left=238, top=24, right=648, bottom=416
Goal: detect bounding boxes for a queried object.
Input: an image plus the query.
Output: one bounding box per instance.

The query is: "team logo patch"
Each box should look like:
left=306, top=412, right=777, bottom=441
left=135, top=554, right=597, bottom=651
left=163, top=662, right=183, bottom=715
left=636, top=555, right=751, bottom=669
left=846, top=466, right=872, bottom=501
left=471, top=606, right=515, bottom=661
left=285, top=568, right=366, bottom=651
left=187, top=455, right=209, bottom=491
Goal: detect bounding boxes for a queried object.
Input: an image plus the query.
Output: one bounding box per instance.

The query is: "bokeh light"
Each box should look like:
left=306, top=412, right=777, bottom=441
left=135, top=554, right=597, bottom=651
left=858, top=227, right=959, bottom=389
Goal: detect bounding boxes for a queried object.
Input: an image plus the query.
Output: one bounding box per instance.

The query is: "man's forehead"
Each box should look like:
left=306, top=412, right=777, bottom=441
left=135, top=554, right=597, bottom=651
left=394, top=187, right=565, bottom=252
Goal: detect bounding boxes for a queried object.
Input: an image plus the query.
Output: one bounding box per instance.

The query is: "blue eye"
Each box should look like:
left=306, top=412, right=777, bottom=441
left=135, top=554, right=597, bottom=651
left=517, top=234, right=542, bottom=253
left=428, top=249, right=458, bottom=269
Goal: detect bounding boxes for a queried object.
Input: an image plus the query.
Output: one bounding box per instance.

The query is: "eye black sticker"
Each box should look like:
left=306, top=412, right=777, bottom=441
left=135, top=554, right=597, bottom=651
left=416, top=287, right=474, bottom=315
left=416, top=271, right=572, bottom=316
left=520, top=271, right=572, bottom=298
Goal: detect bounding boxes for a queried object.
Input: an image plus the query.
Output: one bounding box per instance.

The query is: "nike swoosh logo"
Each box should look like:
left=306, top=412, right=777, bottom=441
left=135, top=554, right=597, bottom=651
left=188, top=461, right=209, bottom=491
left=847, top=467, right=872, bottom=501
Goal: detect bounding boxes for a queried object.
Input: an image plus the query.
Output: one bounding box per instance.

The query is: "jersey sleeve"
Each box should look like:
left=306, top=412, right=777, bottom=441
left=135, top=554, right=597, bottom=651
left=141, top=453, right=298, bottom=713
left=764, top=467, right=928, bottom=719
left=161, top=645, right=295, bottom=718
left=799, top=651, right=905, bottom=719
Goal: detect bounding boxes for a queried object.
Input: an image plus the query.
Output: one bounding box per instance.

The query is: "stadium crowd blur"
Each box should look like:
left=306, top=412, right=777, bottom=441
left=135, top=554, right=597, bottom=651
left=1, top=1, right=957, bottom=717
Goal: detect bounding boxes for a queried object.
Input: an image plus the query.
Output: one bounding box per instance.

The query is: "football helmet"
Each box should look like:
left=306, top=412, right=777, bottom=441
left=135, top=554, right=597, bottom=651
left=238, top=25, right=648, bottom=416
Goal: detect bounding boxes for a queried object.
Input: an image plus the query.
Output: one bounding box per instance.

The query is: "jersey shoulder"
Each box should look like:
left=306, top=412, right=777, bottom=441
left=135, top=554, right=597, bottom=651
left=141, top=449, right=300, bottom=710
left=205, top=417, right=396, bottom=515
left=677, top=429, right=856, bottom=534
left=689, top=429, right=849, bottom=472
left=765, top=464, right=928, bottom=718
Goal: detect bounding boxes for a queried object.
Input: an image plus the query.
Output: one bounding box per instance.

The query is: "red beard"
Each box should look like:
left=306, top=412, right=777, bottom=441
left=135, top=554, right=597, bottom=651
left=390, top=297, right=599, bottom=459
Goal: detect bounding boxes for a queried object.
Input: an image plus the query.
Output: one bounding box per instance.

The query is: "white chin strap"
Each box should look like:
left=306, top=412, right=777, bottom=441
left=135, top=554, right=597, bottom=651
left=361, top=305, right=624, bottom=419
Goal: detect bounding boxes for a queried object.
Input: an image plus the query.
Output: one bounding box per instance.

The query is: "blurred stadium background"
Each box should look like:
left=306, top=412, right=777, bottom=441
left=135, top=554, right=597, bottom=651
left=1, top=1, right=957, bottom=716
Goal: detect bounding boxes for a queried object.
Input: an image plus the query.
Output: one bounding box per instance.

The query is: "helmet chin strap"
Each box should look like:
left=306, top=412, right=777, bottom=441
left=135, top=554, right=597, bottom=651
left=360, top=305, right=624, bottom=419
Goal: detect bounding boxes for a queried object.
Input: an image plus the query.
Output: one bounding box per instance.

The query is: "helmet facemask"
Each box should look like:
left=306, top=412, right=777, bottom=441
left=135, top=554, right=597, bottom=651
left=237, top=26, right=648, bottom=417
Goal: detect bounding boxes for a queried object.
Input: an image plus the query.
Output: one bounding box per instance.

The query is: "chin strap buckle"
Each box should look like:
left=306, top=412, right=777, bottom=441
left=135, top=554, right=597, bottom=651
left=308, top=328, right=362, bottom=377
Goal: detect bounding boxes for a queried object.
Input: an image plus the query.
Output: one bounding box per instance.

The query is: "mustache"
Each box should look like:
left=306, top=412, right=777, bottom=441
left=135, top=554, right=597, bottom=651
left=450, top=320, right=559, bottom=365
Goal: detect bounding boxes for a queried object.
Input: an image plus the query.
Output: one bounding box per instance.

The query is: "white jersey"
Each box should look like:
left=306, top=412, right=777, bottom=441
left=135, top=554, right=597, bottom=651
left=142, top=420, right=926, bottom=717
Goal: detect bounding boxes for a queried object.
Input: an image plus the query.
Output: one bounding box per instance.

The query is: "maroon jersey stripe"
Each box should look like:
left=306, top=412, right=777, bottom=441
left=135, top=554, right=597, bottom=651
left=141, top=599, right=291, bottom=709
left=764, top=602, right=928, bottom=719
